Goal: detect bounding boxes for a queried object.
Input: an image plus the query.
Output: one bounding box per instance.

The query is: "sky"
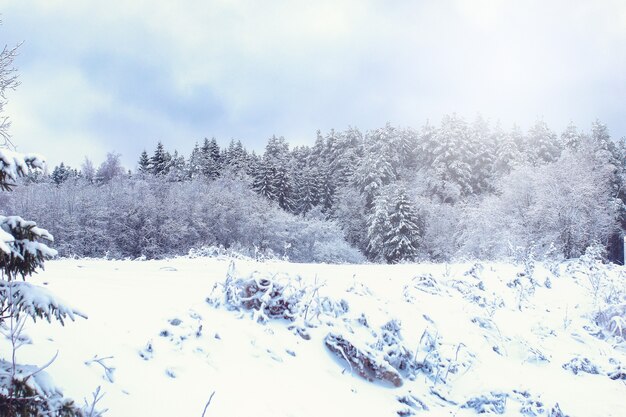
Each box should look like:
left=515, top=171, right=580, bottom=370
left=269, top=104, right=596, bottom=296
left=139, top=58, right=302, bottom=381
left=0, top=0, right=625, bottom=169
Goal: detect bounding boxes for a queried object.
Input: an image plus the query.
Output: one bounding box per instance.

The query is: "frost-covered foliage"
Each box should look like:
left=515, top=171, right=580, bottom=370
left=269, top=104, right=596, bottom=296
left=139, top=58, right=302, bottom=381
left=459, top=151, right=619, bottom=259
left=0, top=31, right=88, bottom=416
left=561, top=357, right=600, bottom=375
left=0, top=360, right=85, bottom=417
left=462, top=391, right=508, bottom=414
left=0, top=149, right=46, bottom=191
left=0, top=215, right=57, bottom=278
left=0, top=281, right=84, bottom=324
left=10, top=115, right=625, bottom=264
left=221, top=271, right=305, bottom=323
left=3, top=175, right=364, bottom=263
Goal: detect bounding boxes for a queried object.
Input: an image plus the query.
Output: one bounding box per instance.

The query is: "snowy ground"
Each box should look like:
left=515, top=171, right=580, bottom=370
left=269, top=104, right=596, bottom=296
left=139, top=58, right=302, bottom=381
left=4, top=256, right=626, bottom=416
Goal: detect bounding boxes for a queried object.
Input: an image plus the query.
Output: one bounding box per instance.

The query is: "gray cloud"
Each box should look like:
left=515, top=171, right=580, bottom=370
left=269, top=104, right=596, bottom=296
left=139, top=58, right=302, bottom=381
left=0, top=0, right=624, bottom=168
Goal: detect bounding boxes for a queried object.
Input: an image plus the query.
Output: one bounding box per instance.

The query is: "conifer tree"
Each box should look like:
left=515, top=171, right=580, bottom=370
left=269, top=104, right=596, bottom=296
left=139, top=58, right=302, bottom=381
left=200, top=138, right=221, bottom=179
left=137, top=149, right=150, bottom=174
left=526, top=119, right=562, bottom=165
left=51, top=162, right=71, bottom=185
left=385, top=187, right=422, bottom=263
left=366, top=194, right=392, bottom=262
left=150, top=141, right=169, bottom=175
left=187, top=142, right=202, bottom=179
left=561, top=121, right=581, bottom=151
left=0, top=33, right=86, bottom=416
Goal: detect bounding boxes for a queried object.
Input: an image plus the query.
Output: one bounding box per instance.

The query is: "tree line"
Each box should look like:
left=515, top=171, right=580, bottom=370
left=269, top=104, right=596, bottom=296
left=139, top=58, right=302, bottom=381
left=8, top=115, right=626, bottom=263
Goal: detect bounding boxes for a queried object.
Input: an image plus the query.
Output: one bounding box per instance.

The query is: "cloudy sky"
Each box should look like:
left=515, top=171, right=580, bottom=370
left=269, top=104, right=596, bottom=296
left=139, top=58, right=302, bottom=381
left=0, top=0, right=625, bottom=169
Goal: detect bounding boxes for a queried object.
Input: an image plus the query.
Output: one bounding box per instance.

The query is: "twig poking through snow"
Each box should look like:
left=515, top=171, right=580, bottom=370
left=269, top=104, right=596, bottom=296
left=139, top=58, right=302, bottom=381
left=201, top=391, right=216, bottom=417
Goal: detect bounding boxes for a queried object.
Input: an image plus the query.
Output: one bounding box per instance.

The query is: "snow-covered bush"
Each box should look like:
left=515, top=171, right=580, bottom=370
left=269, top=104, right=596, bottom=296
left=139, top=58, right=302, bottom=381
left=595, top=303, right=626, bottom=340
left=462, top=391, right=508, bottom=414
left=208, top=264, right=351, bottom=341
left=219, top=271, right=306, bottom=323
left=561, top=357, right=600, bottom=375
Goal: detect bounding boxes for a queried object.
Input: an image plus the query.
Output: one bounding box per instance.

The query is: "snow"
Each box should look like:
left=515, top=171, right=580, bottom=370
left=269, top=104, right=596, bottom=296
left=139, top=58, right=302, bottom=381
left=0, top=149, right=46, bottom=181
left=2, top=257, right=625, bottom=416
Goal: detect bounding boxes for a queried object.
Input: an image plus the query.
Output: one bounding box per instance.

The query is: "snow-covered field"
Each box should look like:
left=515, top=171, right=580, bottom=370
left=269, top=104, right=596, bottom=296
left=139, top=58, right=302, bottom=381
left=6, top=257, right=626, bottom=416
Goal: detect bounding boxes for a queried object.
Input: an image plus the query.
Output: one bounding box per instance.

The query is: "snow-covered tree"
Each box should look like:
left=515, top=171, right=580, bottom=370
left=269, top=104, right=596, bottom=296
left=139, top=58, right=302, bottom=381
left=468, top=115, right=496, bottom=194
left=526, top=119, right=562, bottom=165
left=385, top=187, right=422, bottom=263
left=187, top=142, right=202, bottom=179
left=150, top=141, right=171, bottom=176
left=200, top=137, right=221, bottom=180
left=366, top=193, right=392, bottom=261
left=51, top=162, right=72, bottom=185
left=137, top=149, right=150, bottom=174
left=95, top=152, right=124, bottom=183
left=492, top=123, right=520, bottom=178
left=427, top=114, right=474, bottom=202
left=0, top=36, right=86, bottom=415
left=81, top=157, right=96, bottom=184
left=561, top=121, right=582, bottom=151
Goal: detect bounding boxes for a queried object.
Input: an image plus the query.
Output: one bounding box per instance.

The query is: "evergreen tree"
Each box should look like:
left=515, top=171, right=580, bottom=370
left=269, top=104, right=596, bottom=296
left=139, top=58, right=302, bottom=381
left=51, top=162, right=71, bottom=185
left=200, top=137, right=221, bottom=179
left=526, top=119, right=562, bottom=165
left=354, top=127, right=397, bottom=207
left=137, top=149, right=150, bottom=174
left=385, top=187, right=422, bottom=263
left=0, top=35, right=86, bottom=415
left=561, top=121, right=581, bottom=150
left=187, top=142, right=202, bottom=179
left=469, top=115, right=496, bottom=194
left=253, top=135, right=295, bottom=211
left=492, top=123, right=520, bottom=177
left=252, top=158, right=277, bottom=200
left=150, top=141, right=170, bottom=175
left=168, top=150, right=187, bottom=182
left=223, top=139, right=248, bottom=174
left=366, top=194, right=392, bottom=262
left=429, top=114, right=474, bottom=202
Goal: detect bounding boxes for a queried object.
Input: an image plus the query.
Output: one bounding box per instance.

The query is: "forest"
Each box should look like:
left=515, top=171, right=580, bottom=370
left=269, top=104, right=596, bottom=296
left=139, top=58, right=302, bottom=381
left=3, top=116, right=624, bottom=264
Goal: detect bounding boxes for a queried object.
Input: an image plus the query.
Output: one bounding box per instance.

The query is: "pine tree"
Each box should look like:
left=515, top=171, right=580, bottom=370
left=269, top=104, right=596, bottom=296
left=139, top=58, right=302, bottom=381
left=168, top=150, right=187, bottom=182
left=137, top=149, right=150, bottom=174
left=252, top=158, right=277, bottom=200
left=51, top=162, right=71, bottom=185
left=187, top=142, right=202, bottom=179
left=385, top=187, right=421, bottom=263
left=253, top=135, right=295, bottom=211
left=428, top=114, right=474, bottom=202
left=223, top=139, right=248, bottom=174
left=354, top=128, right=397, bottom=207
left=492, top=123, right=520, bottom=177
left=150, top=141, right=169, bottom=175
left=200, top=137, right=221, bottom=179
left=561, top=121, right=581, bottom=150
left=469, top=115, right=496, bottom=194
left=0, top=35, right=86, bottom=415
left=366, top=194, right=392, bottom=262
left=526, top=119, right=562, bottom=165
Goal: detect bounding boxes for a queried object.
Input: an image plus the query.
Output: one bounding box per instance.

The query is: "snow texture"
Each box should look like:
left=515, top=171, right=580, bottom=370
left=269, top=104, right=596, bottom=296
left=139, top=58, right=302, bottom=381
left=6, top=257, right=625, bottom=417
